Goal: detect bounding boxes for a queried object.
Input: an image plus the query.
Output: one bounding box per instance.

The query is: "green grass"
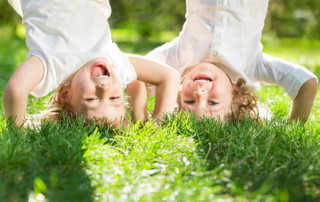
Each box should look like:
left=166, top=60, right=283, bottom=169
left=0, top=28, right=320, bottom=201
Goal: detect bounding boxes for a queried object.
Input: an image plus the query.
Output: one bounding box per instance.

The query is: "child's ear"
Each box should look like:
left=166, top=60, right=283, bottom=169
left=232, top=84, right=241, bottom=103
left=232, top=84, right=238, bottom=92
left=58, top=84, right=71, bottom=104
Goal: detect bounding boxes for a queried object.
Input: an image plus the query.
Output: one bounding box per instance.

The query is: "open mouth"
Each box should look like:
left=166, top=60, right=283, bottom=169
left=90, top=62, right=110, bottom=78
left=193, top=74, right=212, bottom=83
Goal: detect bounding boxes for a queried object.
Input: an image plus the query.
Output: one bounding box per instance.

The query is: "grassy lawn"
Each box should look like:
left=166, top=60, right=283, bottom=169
left=0, top=28, right=320, bottom=201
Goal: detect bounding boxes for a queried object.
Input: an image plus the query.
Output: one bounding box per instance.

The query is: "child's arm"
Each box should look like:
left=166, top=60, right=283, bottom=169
left=3, top=56, right=44, bottom=126
left=289, top=78, right=318, bottom=121
left=126, top=80, right=148, bottom=123
left=128, top=54, right=180, bottom=120
left=256, top=53, right=318, bottom=122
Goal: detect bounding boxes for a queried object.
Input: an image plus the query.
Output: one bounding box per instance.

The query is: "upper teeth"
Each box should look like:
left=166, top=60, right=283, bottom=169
left=95, top=75, right=109, bottom=78
left=195, top=79, right=210, bottom=83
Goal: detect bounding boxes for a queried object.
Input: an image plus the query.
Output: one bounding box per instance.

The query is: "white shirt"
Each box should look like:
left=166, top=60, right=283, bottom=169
left=8, top=0, right=137, bottom=97
left=147, top=0, right=317, bottom=99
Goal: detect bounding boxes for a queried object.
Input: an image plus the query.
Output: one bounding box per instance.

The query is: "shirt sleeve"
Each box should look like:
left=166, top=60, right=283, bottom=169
left=143, top=37, right=181, bottom=97
left=253, top=53, right=318, bottom=100
left=8, top=0, right=23, bottom=17
left=146, top=37, right=181, bottom=71
left=109, top=43, right=137, bottom=88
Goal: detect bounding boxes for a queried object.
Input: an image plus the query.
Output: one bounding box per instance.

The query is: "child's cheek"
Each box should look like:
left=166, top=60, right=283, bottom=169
left=181, top=80, right=193, bottom=95
left=181, top=83, right=188, bottom=96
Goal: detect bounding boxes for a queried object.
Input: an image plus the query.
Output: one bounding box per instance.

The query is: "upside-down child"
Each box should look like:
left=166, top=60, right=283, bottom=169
left=3, top=0, right=180, bottom=127
left=146, top=0, right=318, bottom=121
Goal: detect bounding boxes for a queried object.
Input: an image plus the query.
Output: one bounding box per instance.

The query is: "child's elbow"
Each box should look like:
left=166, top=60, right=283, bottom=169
left=308, top=78, right=318, bottom=94
left=4, top=82, right=26, bottom=100
left=297, top=77, right=318, bottom=102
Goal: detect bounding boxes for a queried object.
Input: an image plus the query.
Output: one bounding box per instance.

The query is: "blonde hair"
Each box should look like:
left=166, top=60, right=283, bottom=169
left=40, top=79, right=129, bottom=128
left=41, top=81, right=76, bottom=123
left=178, top=63, right=259, bottom=122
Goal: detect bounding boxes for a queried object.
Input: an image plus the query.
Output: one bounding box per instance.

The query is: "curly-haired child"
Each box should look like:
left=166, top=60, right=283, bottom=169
left=146, top=0, right=318, bottom=122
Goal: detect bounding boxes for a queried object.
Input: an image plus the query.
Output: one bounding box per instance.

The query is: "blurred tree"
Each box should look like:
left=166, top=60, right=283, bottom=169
left=110, top=0, right=185, bottom=41
left=1, top=0, right=319, bottom=40
left=0, top=0, right=20, bottom=27
left=266, top=0, right=320, bottom=39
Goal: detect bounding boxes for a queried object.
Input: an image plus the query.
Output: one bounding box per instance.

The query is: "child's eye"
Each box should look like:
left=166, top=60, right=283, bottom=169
left=86, top=98, right=97, bottom=102
left=208, top=101, right=217, bottom=106
left=110, top=96, right=120, bottom=100
left=184, top=100, right=195, bottom=104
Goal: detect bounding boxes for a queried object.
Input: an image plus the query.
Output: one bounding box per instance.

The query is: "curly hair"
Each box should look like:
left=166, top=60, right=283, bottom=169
left=227, top=78, right=259, bottom=122
left=178, top=64, right=259, bottom=122
left=40, top=82, right=76, bottom=124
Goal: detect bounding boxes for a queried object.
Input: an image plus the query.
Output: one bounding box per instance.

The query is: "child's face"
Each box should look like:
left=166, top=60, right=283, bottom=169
left=66, top=57, right=125, bottom=124
left=180, top=63, right=234, bottom=120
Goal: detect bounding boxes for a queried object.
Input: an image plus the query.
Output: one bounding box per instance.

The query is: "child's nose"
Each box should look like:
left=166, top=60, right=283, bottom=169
left=195, top=88, right=207, bottom=95
left=97, top=83, right=111, bottom=89
left=194, top=84, right=210, bottom=94
left=96, top=83, right=112, bottom=95
left=96, top=83, right=112, bottom=98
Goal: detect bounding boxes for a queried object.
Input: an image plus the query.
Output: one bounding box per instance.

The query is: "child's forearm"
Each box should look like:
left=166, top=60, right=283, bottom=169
left=152, top=74, right=180, bottom=120
left=289, top=78, right=318, bottom=121
left=3, top=56, right=44, bottom=126
left=127, top=80, right=148, bottom=123
left=3, top=87, right=29, bottom=126
left=128, top=55, right=180, bottom=120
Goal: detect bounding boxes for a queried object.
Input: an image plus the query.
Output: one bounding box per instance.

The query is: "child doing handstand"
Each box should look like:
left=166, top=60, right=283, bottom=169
left=3, top=0, right=180, bottom=127
left=146, top=0, right=318, bottom=121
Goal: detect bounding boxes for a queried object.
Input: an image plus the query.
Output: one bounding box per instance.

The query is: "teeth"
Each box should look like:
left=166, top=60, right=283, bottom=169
left=95, top=75, right=109, bottom=78
left=194, top=79, right=210, bottom=83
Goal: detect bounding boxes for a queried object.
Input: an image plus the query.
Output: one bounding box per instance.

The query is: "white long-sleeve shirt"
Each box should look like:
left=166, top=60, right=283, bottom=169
left=147, top=0, right=317, bottom=99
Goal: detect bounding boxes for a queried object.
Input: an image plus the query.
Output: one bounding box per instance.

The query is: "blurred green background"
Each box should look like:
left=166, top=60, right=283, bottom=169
left=1, top=0, right=320, bottom=41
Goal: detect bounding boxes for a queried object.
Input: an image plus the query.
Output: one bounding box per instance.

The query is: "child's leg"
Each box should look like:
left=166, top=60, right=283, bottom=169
left=3, top=56, right=45, bottom=126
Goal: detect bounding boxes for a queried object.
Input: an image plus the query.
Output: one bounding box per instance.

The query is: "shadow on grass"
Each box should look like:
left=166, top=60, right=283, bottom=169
left=0, top=117, right=117, bottom=201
